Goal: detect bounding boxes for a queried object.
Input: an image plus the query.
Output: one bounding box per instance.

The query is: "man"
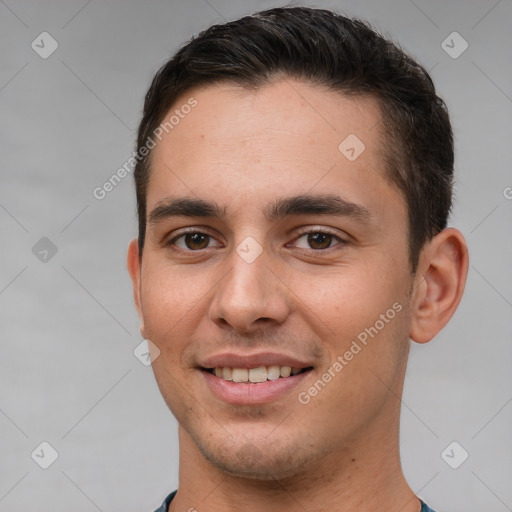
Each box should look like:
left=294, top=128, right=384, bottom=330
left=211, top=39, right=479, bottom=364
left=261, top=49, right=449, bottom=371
left=127, top=7, right=468, bottom=512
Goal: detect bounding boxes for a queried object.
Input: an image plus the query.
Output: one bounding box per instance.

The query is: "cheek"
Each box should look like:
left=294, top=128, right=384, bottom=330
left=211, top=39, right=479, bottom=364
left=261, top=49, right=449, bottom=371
left=294, top=281, right=410, bottom=426
left=291, top=260, right=411, bottom=410
left=293, top=262, right=407, bottom=344
left=139, top=262, right=204, bottom=417
left=139, top=260, right=203, bottom=352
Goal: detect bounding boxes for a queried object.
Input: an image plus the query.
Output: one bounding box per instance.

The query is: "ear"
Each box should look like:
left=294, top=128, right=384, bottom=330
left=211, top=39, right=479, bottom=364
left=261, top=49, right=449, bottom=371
left=409, top=228, right=469, bottom=344
left=127, top=238, right=146, bottom=338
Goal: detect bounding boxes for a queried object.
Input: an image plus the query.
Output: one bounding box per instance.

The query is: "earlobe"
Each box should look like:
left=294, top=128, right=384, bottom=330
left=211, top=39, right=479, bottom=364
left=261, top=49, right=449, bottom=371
left=409, top=228, right=469, bottom=344
left=127, top=238, right=145, bottom=337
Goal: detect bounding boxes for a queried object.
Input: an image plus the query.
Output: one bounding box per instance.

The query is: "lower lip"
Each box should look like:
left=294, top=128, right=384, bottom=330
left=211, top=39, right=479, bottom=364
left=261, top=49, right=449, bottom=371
left=201, top=370, right=312, bottom=405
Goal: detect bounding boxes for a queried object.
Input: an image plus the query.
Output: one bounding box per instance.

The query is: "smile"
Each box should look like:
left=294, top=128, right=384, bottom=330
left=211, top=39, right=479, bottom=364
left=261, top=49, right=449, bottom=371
left=204, top=365, right=312, bottom=383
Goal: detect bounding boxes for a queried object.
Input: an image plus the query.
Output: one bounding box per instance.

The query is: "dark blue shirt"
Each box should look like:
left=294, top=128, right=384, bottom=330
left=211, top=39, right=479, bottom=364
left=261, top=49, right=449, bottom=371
left=153, top=490, right=437, bottom=511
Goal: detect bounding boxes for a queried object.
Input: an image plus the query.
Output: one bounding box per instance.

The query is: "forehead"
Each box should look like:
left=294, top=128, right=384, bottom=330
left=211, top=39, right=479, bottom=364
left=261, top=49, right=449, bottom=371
left=146, top=79, right=405, bottom=226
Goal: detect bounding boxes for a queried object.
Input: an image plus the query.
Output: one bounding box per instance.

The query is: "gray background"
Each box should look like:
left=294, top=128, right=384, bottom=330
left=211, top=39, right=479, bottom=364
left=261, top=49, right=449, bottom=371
left=1, top=0, right=511, bottom=510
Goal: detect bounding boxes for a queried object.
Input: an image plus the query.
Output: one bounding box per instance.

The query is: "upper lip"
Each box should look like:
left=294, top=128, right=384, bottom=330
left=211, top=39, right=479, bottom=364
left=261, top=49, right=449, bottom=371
left=199, top=351, right=313, bottom=369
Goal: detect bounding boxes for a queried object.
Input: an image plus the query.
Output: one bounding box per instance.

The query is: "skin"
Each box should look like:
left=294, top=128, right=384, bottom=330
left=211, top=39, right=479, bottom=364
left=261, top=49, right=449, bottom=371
left=127, top=79, right=468, bottom=512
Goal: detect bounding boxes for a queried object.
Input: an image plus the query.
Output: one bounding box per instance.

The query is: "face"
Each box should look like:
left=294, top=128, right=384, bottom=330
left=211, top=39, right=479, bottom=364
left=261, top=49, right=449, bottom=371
left=129, top=79, right=416, bottom=480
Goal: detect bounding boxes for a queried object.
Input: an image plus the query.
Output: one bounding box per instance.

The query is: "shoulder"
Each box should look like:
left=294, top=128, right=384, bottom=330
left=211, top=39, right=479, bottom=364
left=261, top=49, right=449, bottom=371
left=152, top=490, right=177, bottom=512
left=421, top=501, right=438, bottom=512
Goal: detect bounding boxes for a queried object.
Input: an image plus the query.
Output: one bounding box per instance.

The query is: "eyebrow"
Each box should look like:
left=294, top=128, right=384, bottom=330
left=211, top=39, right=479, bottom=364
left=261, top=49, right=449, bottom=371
left=148, top=194, right=373, bottom=225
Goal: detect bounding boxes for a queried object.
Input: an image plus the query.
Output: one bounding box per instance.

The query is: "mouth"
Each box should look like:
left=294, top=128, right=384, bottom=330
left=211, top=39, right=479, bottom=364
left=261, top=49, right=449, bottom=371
left=199, top=363, right=314, bottom=405
left=201, top=365, right=314, bottom=383
left=198, top=351, right=315, bottom=405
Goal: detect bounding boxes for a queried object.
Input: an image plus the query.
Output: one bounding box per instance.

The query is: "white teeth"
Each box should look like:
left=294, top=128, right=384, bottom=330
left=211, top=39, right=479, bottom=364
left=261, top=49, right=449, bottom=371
left=249, top=367, right=267, bottom=383
left=267, top=365, right=281, bottom=380
left=210, top=365, right=305, bottom=382
left=232, top=368, right=249, bottom=382
left=280, top=366, right=291, bottom=378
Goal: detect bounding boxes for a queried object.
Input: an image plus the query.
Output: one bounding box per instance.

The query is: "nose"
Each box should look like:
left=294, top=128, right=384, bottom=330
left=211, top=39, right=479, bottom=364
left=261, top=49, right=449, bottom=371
left=208, top=241, right=292, bottom=333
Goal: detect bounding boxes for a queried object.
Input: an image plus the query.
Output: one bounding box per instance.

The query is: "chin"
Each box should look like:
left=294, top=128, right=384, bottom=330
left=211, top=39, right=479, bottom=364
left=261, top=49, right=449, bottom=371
left=193, top=431, right=324, bottom=481
left=202, top=450, right=304, bottom=481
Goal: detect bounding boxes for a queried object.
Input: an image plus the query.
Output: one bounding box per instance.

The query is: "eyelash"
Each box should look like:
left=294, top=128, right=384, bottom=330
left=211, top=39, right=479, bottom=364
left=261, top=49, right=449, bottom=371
left=165, top=227, right=348, bottom=253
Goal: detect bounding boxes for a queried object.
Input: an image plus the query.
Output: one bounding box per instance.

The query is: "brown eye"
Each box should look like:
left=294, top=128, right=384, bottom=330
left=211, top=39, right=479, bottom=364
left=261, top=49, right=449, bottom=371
left=183, top=233, right=210, bottom=250
left=167, top=231, right=217, bottom=251
left=292, top=229, right=346, bottom=251
left=307, top=232, right=333, bottom=249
